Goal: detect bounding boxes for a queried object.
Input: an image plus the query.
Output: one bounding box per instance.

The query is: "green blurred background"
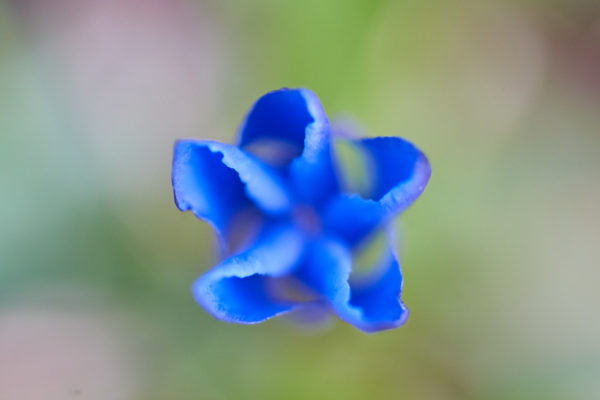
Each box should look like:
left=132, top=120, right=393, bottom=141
left=1, top=0, right=599, bottom=399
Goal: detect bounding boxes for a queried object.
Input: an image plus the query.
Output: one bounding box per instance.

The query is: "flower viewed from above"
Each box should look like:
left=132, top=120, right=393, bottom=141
left=172, top=88, right=431, bottom=333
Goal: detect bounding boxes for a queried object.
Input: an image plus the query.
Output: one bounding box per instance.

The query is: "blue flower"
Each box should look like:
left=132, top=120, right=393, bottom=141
left=172, top=88, right=431, bottom=332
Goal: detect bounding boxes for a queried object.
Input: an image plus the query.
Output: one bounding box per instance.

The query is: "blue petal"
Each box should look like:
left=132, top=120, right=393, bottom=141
left=289, top=138, right=339, bottom=205
left=193, top=225, right=305, bottom=324
left=237, top=88, right=339, bottom=204
left=348, top=245, right=409, bottom=332
left=172, top=140, right=292, bottom=245
left=322, top=195, right=384, bottom=247
left=295, top=233, right=408, bottom=333
left=360, top=137, right=431, bottom=213
left=238, top=88, right=316, bottom=154
left=323, top=136, right=431, bottom=246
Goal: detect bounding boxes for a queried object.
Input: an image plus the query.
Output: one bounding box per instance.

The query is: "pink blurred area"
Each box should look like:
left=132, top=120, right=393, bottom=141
left=550, top=13, right=600, bottom=100
left=0, top=304, right=143, bottom=400
left=15, top=0, right=228, bottom=195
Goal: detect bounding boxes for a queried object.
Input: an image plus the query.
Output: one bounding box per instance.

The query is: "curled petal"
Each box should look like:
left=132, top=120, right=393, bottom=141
left=289, top=142, right=339, bottom=205
left=348, top=243, right=409, bottom=332
left=193, top=225, right=305, bottom=324
left=324, top=136, right=431, bottom=246
left=237, top=88, right=339, bottom=204
left=290, top=89, right=340, bottom=204
left=295, top=233, right=408, bottom=333
left=360, top=137, right=431, bottom=213
left=238, top=88, right=317, bottom=155
left=172, top=140, right=292, bottom=245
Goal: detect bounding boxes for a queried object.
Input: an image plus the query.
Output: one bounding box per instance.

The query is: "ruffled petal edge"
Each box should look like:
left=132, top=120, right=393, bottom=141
left=296, top=231, right=409, bottom=333
left=192, top=225, right=305, bottom=324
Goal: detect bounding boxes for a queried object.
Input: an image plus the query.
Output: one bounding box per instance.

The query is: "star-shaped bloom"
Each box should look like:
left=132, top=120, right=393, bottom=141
left=172, top=88, right=431, bottom=332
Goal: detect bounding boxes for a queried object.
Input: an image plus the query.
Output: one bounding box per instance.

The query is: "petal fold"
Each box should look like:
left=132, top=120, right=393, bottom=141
left=360, top=137, right=431, bottom=213
left=322, top=195, right=384, bottom=247
left=295, top=233, right=408, bottom=333
left=237, top=88, right=339, bottom=204
left=172, top=140, right=292, bottom=243
left=193, top=225, right=305, bottom=324
left=324, top=136, right=431, bottom=247
left=238, top=88, right=316, bottom=155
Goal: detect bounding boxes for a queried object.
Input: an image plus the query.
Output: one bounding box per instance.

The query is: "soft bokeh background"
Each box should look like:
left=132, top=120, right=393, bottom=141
left=1, top=0, right=599, bottom=399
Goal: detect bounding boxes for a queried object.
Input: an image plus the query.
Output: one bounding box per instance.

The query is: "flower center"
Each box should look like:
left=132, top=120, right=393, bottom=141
left=292, top=204, right=322, bottom=236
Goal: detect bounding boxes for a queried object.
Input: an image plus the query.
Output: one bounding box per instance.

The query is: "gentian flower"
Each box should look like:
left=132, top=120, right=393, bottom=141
left=172, top=88, right=431, bottom=332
